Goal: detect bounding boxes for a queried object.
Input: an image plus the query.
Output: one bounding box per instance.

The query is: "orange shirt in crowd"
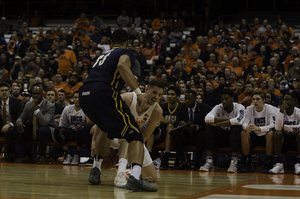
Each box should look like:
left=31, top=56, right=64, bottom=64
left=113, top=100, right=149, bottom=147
left=34, top=34, right=46, bottom=42
left=75, top=17, right=88, bottom=28
left=238, top=92, right=253, bottom=108
left=152, top=18, right=168, bottom=30
left=163, top=65, right=173, bottom=76
left=219, top=50, right=233, bottom=63
left=229, top=31, right=244, bottom=43
left=62, top=82, right=83, bottom=104
left=284, top=54, right=300, bottom=72
left=228, top=65, right=243, bottom=77
left=208, top=37, right=217, bottom=44
left=244, top=55, right=263, bottom=69
left=58, top=50, right=77, bottom=76
left=54, top=82, right=67, bottom=92
left=72, top=34, right=91, bottom=47
left=245, top=31, right=256, bottom=38
left=142, top=48, right=156, bottom=60
left=182, top=44, right=198, bottom=60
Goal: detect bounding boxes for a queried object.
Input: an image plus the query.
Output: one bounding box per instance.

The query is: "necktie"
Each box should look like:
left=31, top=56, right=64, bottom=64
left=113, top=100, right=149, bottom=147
left=32, top=115, right=37, bottom=140
left=189, top=110, right=194, bottom=123
left=2, top=102, right=6, bottom=125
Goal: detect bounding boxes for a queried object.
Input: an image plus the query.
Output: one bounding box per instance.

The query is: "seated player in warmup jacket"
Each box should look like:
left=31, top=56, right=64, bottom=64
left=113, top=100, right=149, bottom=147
left=270, top=93, right=300, bottom=175
left=200, top=89, right=245, bottom=173
left=240, top=90, right=278, bottom=174
left=91, top=79, right=163, bottom=188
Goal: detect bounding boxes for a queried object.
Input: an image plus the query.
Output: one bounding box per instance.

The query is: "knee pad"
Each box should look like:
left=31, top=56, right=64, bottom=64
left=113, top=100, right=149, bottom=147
left=124, top=127, right=143, bottom=143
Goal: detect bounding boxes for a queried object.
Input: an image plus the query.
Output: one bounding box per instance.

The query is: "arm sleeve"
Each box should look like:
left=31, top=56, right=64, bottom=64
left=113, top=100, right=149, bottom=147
left=59, top=106, right=69, bottom=127
left=260, top=110, right=276, bottom=133
left=242, top=108, right=250, bottom=130
left=35, top=103, right=55, bottom=126
left=71, top=51, right=77, bottom=63
left=230, top=105, right=246, bottom=125
left=275, top=111, right=284, bottom=131
left=205, top=106, right=219, bottom=123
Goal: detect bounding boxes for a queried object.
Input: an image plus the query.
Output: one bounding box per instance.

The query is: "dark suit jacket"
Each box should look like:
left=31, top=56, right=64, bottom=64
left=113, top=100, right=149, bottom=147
left=0, top=96, right=23, bottom=127
left=175, top=102, right=211, bottom=132
left=17, top=99, right=57, bottom=140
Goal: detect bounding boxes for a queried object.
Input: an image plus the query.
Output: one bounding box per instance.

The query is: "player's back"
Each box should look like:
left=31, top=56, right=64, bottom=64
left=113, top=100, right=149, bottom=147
left=84, top=47, right=135, bottom=91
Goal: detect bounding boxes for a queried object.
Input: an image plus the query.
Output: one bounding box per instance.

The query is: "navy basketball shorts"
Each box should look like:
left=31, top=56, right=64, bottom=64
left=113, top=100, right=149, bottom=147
left=79, top=82, right=142, bottom=142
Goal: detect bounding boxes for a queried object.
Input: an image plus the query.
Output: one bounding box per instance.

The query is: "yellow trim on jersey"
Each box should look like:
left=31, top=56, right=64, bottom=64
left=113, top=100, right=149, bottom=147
left=112, top=89, right=128, bottom=136
left=111, top=69, right=119, bottom=87
left=119, top=98, right=140, bottom=134
left=114, top=73, right=121, bottom=89
left=168, top=102, right=178, bottom=115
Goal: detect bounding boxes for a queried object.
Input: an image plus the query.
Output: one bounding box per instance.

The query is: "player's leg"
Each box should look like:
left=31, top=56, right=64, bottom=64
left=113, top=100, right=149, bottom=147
left=264, top=131, right=274, bottom=174
left=240, top=130, right=252, bottom=173
left=295, top=132, right=300, bottom=175
left=114, top=139, right=129, bottom=188
left=227, top=125, right=241, bottom=173
left=269, top=131, right=284, bottom=174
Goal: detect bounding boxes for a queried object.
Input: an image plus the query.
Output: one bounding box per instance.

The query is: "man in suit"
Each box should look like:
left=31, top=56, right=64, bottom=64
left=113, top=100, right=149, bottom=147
left=0, top=83, right=23, bottom=162
left=171, top=90, right=211, bottom=170
left=14, top=83, right=57, bottom=164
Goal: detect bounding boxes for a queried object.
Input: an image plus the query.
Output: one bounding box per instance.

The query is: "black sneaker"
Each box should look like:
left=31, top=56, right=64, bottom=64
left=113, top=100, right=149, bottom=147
left=263, top=156, right=273, bottom=174
left=89, top=167, right=101, bottom=185
left=124, top=175, right=158, bottom=192
left=7, top=154, right=16, bottom=163
left=160, top=153, right=170, bottom=170
left=240, top=155, right=252, bottom=173
left=85, top=158, right=94, bottom=166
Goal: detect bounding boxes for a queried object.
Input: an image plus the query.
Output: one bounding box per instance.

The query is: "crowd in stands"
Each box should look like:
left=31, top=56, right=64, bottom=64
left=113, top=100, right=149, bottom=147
left=0, top=9, right=299, bottom=175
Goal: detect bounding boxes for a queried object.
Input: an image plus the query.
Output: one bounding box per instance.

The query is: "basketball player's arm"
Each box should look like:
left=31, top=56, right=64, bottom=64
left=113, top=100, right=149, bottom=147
left=142, top=105, right=163, bottom=142
left=117, top=55, right=139, bottom=93
left=120, top=92, right=134, bottom=107
left=205, top=106, right=230, bottom=124
left=86, top=116, right=93, bottom=124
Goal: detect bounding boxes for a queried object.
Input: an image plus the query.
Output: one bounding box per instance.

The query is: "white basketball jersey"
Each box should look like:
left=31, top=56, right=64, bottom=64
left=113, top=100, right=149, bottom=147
left=130, top=92, right=157, bottom=129
left=59, top=104, right=87, bottom=129
left=275, top=107, right=300, bottom=132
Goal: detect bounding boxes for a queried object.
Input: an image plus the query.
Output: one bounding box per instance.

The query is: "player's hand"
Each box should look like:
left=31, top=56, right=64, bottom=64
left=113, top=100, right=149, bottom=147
left=187, top=124, right=196, bottom=131
left=246, top=123, right=253, bottom=133
left=179, top=121, right=186, bottom=126
left=1, top=123, right=11, bottom=133
left=280, top=102, right=289, bottom=113
left=16, top=121, right=24, bottom=134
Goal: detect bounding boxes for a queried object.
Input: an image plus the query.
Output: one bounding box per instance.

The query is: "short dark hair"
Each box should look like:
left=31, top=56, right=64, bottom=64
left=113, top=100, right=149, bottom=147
left=0, top=82, right=9, bottom=89
left=252, top=90, right=266, bottom=100
left=46, top=89, right=56, bottom=96
left=112, top=29, right=128, bottom=45
left=167, top=86, right=180, bottom=97
left=73, top=90, right=79, bottom=97
left=186, top=90, right=197, bottom=97
left=221, top=89, right=234, bottom=97
left=148, top=79, right=165, bottom=89
left=58, top=89, right=66, bottom=95
left=283, top=92, right=297, bottom=102
left=266, top=92, right=275, bottom=103
left=245, top=81, right=254, bottom=87
left=32, top=83, right=43, bottom=91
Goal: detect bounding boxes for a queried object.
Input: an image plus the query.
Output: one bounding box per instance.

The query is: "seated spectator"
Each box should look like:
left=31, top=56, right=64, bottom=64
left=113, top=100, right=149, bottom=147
left=92, top=13, right=103, bottom=30
left=20, top=89, right=31, bottom=107
left=286, top=58, right=300, bottom=82
left=58, top=44, right=77, bottom=80
left=182, top=37, right=198, bottom=61
left=97, top=36, right=110, bottom=54
left=11, top=84, right=21, bottom=99
left=56, top=89, right=70, bottom=108
left=24, top=59, right=40, bottom=79
left=62, top=72, right=83, bottom=104
left=0, top=83, right=23, bottom=162
left=75, top=13, right=88, bottom=29
left=100, top=24, right=112, bottom=41
left=245, top=49, right=263, bottom=70
left=10, top=56, right=24, bottom=80
left=238, top=81, right=254, bottom=108
left=44, top=56, right=58, bottom=79
left=117, top=10, right=130, bottom=27
left=204, top=81, right=218, bottom=107
left=240, top=91, right=278, bottom=173
left=14, top=83, right=57, bottom=164
left=152, top=12, right=168, bottom=31
left=171, top=90, right=211, bottom=170
left=200, top=89, right=245, bottom=173
left=142, top=40, right=156, bottom=60
left=55, top=91, right=92, bottom=165
left=229, top=24, right=244, bottom=43
left=169, top=26, right=183, bottom=54
left=265, top=92, right=276, bottom=106
left=228, top=57, right=243, bottom=77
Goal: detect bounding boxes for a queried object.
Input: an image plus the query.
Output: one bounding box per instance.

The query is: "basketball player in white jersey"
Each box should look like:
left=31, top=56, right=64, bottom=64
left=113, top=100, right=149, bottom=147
left=240, top=90, right=278, bottom=173
left=90, top=79, right=163, bottom=188
left=270, top=93, right=300, bottom=174
left=200, top=89, right=245, bottom=173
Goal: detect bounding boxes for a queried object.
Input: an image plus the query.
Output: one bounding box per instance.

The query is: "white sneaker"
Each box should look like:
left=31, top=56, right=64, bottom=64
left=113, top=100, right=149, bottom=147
left=200, top=158, right=214, bottom=172
left=269, top=163, right=284, bottom=174
left=227, top=158, right=238, bottom=173
left=114, top=172, right=127, bottom=188
left=70, top=154, right=80, bottom=165
left=295, top=163, right=300, bottom=175
left=62, top=154, right=73, bottom=165
left=153, top=158, right=161, bottom=170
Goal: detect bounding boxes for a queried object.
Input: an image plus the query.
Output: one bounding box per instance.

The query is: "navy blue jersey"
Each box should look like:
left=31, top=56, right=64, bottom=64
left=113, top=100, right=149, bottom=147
left=85, top=47, right=136, bottom=92
left=160, top=102, right=181, bottom=133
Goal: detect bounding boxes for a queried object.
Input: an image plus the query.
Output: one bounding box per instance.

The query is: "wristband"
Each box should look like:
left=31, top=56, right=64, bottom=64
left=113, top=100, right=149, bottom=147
left=134, top=88, right=142, bottom=95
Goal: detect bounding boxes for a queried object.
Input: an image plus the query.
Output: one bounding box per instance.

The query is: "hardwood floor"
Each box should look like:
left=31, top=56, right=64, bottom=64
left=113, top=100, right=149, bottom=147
left=0, top=162, right=300, bottom=199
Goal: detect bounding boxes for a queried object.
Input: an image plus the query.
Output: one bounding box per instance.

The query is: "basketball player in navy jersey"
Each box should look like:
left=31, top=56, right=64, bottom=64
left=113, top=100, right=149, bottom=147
left=79, top=29, right=158, bottom=191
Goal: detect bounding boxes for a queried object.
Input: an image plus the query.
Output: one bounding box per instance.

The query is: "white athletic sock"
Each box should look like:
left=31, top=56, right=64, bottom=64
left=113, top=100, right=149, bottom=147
left=93, top=157, right=103, bottom=171
left=130, top=165, right=142, bottom=180
left=117, top=158, right=128, bottom=175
